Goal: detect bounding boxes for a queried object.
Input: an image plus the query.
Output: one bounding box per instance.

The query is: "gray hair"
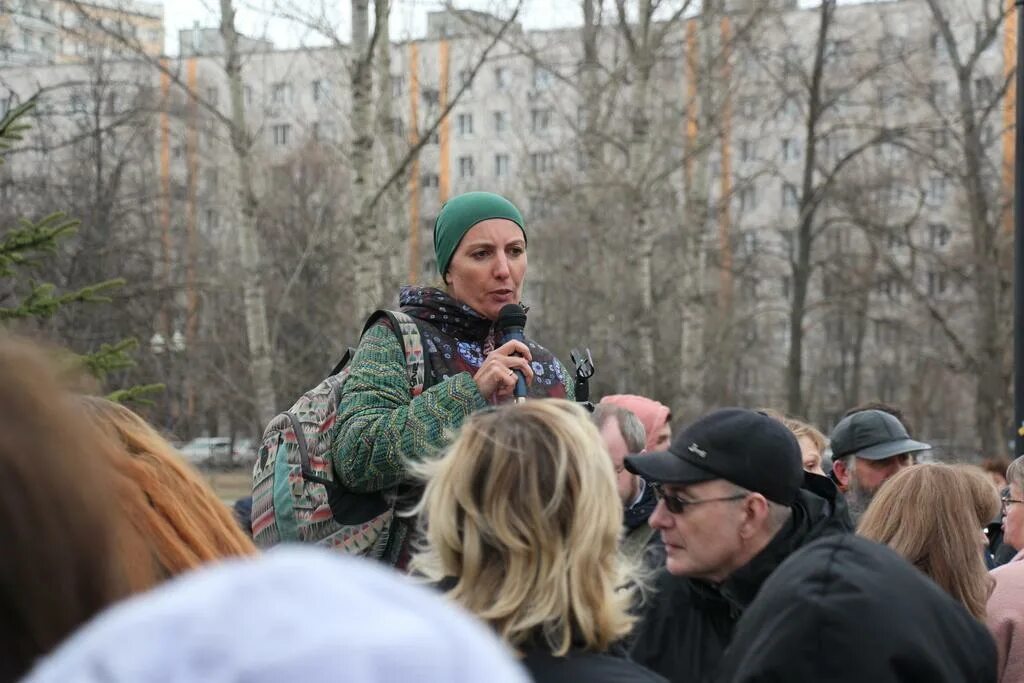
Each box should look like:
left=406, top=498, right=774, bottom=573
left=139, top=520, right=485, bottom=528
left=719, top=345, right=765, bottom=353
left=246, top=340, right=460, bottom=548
left=591, top=404, right=647, bottom=454
left=729, top=483, right=793, bottom=534
left=1007, top=455, right=1024, bottom=492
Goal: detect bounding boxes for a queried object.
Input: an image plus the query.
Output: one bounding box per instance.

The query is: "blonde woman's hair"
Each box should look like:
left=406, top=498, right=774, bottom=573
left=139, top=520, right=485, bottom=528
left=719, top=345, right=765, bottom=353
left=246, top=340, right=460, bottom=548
left=409, top=399, right=637, bottom=656
left=857, top=463, right=999, bottom=621
left=78, top=396, right=257, bottom=591
left=757, top=408, right=826, bottom=453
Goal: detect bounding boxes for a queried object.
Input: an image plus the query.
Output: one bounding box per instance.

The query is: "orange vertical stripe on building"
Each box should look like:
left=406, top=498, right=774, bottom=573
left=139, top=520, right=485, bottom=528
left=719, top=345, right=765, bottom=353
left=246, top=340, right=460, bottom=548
left=409, top=42, right=421, bottom=284
left=685, top=19, right=698, bottom=188
left=159, top=59, right=172, bottom=335
left=439, top=40, right=451, bottom=202
left=1003, top=0, right=1017, bottom=236
left=718, top=17, right=734, bottom=312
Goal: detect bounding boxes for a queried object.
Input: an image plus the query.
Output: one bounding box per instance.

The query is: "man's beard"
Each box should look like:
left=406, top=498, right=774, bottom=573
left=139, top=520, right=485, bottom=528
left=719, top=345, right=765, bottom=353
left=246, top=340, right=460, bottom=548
left=846, top=477, right=876, bottom=525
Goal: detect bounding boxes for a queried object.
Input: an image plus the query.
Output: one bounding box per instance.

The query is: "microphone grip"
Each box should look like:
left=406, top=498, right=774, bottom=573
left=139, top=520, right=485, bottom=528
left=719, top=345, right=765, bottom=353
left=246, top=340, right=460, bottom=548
left=499, top=328, right=528, bottom=400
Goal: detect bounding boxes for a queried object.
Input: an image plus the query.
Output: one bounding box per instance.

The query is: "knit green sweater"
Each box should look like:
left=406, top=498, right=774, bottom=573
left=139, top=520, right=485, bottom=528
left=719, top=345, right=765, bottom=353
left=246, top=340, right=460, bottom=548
left=332, top=322, right=575, bottom=494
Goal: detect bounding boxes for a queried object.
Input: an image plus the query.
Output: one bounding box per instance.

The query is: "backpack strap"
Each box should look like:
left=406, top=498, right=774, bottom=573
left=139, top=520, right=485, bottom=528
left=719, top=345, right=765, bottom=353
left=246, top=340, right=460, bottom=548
left=361, top=309, right=427, bottom=396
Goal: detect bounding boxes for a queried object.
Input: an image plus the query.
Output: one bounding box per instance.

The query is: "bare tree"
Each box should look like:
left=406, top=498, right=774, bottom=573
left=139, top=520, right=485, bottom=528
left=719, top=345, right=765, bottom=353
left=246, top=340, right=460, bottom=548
left=220, top=0, right=278, bottom=427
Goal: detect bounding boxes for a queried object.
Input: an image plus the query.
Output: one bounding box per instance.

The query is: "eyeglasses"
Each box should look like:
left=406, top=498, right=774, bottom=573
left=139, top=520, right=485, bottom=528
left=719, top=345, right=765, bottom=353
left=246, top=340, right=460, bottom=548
left=652, top=484, right=748, bottom=515
left=1001, top=494, right=1024, bottom=510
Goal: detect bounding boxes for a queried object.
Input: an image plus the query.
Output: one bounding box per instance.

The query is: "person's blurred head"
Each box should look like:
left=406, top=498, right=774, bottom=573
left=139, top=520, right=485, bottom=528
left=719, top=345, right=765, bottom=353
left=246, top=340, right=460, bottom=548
left=23, top=549, right=530, bottom=683
left=758, top=409, right=826, bottom=476
left=829, top=409, right=928, bottom=519
left=857, top=463, right=999, bottom=620
left=1002, top=455, right=1024, bottom=550
left=980, top=457, right=1010, bottom=490
left=598, top=394, right=671, bottom=451
left=410, top=399, right=637, bottom=656
left=624, top=408, right=799, bottom=581
left=0, top=336, right=131, bottom=680
left=591, top=403, right=647, bottom=506
left=78, top=396, right=257, bottom=591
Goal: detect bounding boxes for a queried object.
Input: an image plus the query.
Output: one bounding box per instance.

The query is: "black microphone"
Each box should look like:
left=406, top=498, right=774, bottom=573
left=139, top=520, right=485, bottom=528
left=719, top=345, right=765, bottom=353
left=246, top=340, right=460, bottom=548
left=495, top=303, right=528, bottom=403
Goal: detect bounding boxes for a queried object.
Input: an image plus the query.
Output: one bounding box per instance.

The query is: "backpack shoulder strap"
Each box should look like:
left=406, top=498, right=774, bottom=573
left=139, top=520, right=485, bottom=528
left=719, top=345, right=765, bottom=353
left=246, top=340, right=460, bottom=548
left=361, top=309, right=426, bottom=395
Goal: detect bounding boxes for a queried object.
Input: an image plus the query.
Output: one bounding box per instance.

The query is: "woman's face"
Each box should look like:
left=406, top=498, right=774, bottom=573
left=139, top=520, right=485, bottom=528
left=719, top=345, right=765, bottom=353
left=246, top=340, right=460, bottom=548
left=798, top=435, right=825, bottom=476
left=445, top=219, right=527, bottom=321
left=1004, top=482, right=1024, bottom=550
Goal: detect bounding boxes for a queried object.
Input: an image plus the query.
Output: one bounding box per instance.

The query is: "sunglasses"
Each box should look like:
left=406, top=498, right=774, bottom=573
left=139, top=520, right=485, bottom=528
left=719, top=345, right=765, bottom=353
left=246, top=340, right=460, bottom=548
left=652, top=484, right=748, bottom=515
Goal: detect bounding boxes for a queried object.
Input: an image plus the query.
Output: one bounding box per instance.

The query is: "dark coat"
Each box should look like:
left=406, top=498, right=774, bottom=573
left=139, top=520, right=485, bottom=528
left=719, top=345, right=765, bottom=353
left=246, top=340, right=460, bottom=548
left=622, top=482, right=665, bottom=571
left=629, top=473, right=852, bottom=683
left=714, top=534, right=997, bottom=682
left=522, top=646, right=668, bottom=683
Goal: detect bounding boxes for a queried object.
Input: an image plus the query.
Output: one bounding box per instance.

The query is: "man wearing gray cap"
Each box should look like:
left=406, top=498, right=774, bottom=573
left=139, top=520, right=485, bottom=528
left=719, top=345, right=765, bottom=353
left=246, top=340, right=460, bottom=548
left=829, top=409, right=931, bottom=521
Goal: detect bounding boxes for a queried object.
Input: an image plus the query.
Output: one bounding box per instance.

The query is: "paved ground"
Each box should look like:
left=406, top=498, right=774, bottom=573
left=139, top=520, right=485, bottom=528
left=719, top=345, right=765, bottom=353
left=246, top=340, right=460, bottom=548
left=203, top=468, right=252, bottom=504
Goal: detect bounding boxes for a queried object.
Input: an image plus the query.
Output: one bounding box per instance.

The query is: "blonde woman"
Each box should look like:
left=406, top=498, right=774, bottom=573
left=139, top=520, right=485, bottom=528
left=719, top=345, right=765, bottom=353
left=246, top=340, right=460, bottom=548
left=858, top=463, right=999, bottom=621
left=78, top=397, right=257, bottom=591
left=757, top=409, right=826, bottom=475
left=410, top=399, right=665, bottom=682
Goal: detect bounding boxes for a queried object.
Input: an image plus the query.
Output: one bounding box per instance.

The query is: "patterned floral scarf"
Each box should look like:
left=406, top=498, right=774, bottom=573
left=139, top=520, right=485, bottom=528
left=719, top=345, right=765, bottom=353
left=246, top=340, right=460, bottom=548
left=399, top=286, right=567, bottom=401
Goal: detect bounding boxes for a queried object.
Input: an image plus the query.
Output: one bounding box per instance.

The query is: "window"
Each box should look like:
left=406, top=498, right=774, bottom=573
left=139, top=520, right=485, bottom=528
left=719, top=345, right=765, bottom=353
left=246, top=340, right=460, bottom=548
left=825, top=39, right=853, bottom=61
left=928, top=80, right=947, bottom=107
left=930, top=129, right=948, bottom=149
left=926, top=174, right=948, bottom=206
left=459, top=69, right=473, bottom=92
left=421, top=173, right=439, bottom=188
left=422, top=88, right=439, bottom=107
left=975, top=76, right=994, bottom=101
left=532, top=66, right=553, bottom=91
left=70, top=93, right=85, bottom=114
left=739, top=185, right=757, bottom=212
left=205, top=169, right=219, bottom=191
left=205, top=86, right=218, bottom=106
left=458, top=156, right=475, bottom=178
left=272, top=123, right=290, bottom=146
left=493, top=110, right=507, bottom=133
left=782, top=183, right=799, bottom=208
left=391, top=75, right=404, bottom=98
left=927, top=271, right=947, bottom=296
left=738, top=96, right=757, bottom=119
left=878, top=35, right=902, bottom=59
left=495, top=154, right=510, bottom=177
left=930, top=32, right=949, bottom=63
left=530, top=152, right=554, bottom=173
left=457, top=113, right=473, bottom=137
left=740, top=139, right=757, bottom=162
left=781, top=137, right=801, bottom=161
left=312, top=80, right=326, bottom=102
left=204, top=209, right=219, bottom=231
left=311, top=121, right=320, bottom=141
left=531, top=108, right=551, bottom=133
left=271, top=83, right=291, bottom=104
left=928, top=222, right=951, bottom=249
left=494, top=66, right=508, bottom=91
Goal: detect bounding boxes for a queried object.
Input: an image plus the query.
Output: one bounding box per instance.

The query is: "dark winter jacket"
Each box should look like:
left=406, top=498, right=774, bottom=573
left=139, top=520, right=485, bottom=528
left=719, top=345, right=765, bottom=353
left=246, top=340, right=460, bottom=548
left=522, top=645, right=668, bottom=683
left=630, top=473, right=852, bottom=682
left=715, top=534, right=997, bottom=682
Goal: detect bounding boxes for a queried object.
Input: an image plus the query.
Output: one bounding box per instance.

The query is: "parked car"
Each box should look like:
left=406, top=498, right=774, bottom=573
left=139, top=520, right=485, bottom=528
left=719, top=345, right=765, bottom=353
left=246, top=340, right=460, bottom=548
left=179, top=437, right=233, bottom=468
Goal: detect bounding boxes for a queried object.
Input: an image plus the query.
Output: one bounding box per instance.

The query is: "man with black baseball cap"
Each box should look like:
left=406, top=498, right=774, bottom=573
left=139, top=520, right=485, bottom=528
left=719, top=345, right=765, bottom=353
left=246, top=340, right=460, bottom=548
left=626, top=408, right=852, bottom=683
left=829, top=409, right=930, bottom=521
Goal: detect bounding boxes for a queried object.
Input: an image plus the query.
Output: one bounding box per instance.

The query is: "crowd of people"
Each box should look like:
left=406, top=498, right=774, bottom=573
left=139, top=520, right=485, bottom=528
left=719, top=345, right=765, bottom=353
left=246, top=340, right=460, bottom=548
left=4, top=191, right=1023, bottom=682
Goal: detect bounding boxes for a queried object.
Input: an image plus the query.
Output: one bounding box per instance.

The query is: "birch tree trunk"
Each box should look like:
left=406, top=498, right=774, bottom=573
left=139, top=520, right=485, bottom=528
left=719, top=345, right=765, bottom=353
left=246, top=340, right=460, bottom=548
left=219, top=0, right=277, bottom=426
left=350, top=0, right=382, bottom=317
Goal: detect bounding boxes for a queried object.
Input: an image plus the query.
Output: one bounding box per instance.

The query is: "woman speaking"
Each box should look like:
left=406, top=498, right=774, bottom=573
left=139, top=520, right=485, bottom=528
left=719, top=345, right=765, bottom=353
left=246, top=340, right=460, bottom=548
left=332, top=191, right=574, bottom=565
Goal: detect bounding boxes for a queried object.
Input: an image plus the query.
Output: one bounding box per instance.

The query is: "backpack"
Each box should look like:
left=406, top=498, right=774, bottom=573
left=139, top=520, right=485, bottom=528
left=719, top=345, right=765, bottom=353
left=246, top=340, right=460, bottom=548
left=250, top=310, right=426, bottom=561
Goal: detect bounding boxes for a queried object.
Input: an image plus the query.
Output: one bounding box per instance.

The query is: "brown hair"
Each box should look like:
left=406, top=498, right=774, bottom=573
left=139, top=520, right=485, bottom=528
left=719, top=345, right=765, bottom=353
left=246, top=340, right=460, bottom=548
left=857, top=464, right=999, bottom=621
left=78, top=396, right=256, bottom=591
left=0, top=337, right=131, bottom=680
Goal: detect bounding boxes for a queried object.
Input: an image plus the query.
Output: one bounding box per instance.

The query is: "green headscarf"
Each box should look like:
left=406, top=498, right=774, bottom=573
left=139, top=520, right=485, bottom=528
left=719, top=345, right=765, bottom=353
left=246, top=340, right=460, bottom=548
left=433, top=192, right=526, bottom=277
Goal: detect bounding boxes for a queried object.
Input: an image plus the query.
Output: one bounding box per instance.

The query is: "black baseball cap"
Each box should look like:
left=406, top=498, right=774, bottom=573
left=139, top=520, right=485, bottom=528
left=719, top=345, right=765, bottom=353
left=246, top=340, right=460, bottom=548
left=624, top=408, right=804, bottom=506
left=829, top=409, right=930, bottom=461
